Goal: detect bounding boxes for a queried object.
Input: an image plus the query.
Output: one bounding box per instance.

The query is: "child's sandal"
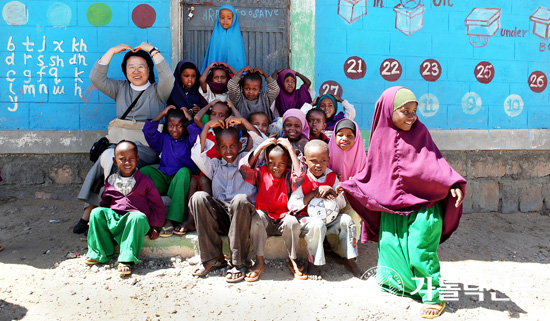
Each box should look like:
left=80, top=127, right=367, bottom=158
left=117, top=262, right=133, bottom=275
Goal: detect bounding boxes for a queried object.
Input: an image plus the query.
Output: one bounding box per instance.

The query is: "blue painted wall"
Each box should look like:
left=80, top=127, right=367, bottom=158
left=0, top=0, right=171, bottom=131
left=315, top=0, right=550, bottom=130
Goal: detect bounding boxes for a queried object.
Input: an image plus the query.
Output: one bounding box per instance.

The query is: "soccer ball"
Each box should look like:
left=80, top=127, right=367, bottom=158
left=307, top=197, right=339, bottom=225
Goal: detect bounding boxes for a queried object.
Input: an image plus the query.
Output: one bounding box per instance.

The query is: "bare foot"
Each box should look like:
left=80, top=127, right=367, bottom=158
left=344, top=258, right=363, bottom=278
left=420, top=302, right=445, bottom=319
left=307, top=262, right=322, bottom=280
left=245, top=256, right=265, bottom=282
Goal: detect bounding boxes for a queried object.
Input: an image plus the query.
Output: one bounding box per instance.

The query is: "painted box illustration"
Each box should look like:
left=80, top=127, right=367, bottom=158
left=338, top=0, right=367, bottom=24
left=394, top=3, right=425, bottom=36
left=465, top=8, right=501, bottom=36
left=530, top=7, right=550, bottom=40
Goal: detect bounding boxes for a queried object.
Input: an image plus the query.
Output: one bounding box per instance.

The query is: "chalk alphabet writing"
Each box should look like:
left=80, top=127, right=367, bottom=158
left=3, top=35, right=90, bottom=111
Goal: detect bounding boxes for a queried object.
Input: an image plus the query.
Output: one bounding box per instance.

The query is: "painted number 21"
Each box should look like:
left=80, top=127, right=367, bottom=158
left=344, top=56, right=366, bottom=79
left=420, top=59, right=441, bottom=82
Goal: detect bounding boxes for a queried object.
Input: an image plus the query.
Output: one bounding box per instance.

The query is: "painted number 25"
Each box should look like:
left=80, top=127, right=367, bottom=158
left=420, top=59, right=441, bottom=82
left=474, top=61, right=494, bottom=84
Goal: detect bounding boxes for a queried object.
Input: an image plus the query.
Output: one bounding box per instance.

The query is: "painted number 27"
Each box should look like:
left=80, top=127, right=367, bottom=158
left=420, top=59, right=441, bottom=82
left=319, top=80, right=343, bottom=98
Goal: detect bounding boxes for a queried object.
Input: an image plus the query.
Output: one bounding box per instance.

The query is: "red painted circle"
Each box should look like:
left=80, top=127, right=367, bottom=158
left=420, top=59, right=441, bottom=82
left=474, top=61, right=495, bottom=84
left=380, top=58, right=402, bottom=82
left=132, top=4, right=156, bottom=29
left=528, top=71, right=547, bottom=93
left=319, top=80, right=343, bottom=99
left=344, top=56, right=366, bottom=80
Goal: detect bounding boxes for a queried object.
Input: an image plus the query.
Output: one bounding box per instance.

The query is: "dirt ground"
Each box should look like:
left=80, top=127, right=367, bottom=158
left=0, top=198, right=548, bottom=321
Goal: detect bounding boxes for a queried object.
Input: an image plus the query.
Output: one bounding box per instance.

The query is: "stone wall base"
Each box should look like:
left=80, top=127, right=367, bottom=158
left=1, top=151, right=549, bottom=214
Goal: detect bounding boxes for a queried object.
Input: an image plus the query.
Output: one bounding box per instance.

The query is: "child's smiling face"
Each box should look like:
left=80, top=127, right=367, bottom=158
left=305, top=145, right=329, bottom=178
left=210, top=103, right=230, bottom=123
left=283, top=116, right=302, bottom=141
left=335, top=128, right=356, bottom=151
left=267, top=149, right=289, bottom=179
left=307, top=110, right=326, bottom=138
left=392, top=101, right=418, bottom=131
left=243, top=79, right=262, bottom=101
left=180, top=68, right=197, bottom=90
left=250, top=113, right=269, bottom=135
left=113, top=142, right=139, bottom=177
left=319, top=98, right=335, bottom=118
left=219, top=9, right=234, bottom=29
left=167, top=116, right=185, bottom=140
left=216, top=132, right=240, bottom=163
left=212, top=69, right=228, bottom=84
left=283, top=75, right=296, bottom=94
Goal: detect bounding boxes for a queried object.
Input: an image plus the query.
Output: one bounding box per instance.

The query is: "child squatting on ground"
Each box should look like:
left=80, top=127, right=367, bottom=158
left=240, top=137, right=306, bottom=281
left=341, top=87, right=466, bottom=319
left=84, top=141, right=165, bottom=276
left=288, top=140, right=361, bottom=280
left=190, top=125, right=257, bottom=283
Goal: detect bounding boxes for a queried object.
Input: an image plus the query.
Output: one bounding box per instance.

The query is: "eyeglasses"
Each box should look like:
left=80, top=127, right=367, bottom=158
left=127, top=65, right=148, bottom=72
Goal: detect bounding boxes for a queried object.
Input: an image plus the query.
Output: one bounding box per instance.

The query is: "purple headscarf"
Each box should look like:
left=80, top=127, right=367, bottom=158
left=341, top=86, right=466, bottom=244
left=167, top=60, right=207, bottom=109
left=282, top=109, right=310, bottom=140
left=275, top=70, right=312, bottom=115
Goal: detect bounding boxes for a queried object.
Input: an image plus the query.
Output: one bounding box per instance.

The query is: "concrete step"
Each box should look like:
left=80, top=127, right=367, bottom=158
left=140, top=208, right=363, bottom=260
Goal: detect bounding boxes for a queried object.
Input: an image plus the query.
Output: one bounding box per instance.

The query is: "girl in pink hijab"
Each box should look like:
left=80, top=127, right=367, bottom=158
left=328, top=119, right=367, bottom=182
left=281, top=109, right=310, bottom=157
left=340, top=86, right=466, bottom=319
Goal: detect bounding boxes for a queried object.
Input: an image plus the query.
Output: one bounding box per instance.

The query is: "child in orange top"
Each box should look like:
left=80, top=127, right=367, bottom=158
left=240, top=137, right=306, bottom=281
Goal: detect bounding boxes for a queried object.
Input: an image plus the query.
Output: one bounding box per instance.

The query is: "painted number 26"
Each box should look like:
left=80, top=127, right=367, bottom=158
left=528, top=71, right=547, bottom=93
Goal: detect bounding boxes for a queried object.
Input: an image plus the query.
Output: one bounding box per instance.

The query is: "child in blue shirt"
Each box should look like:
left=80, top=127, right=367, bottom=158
left=141, top=106, right=201, bottom=237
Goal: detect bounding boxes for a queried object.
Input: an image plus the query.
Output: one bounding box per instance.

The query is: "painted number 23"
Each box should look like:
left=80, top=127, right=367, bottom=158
left=420, top=59, right=441, bottom=82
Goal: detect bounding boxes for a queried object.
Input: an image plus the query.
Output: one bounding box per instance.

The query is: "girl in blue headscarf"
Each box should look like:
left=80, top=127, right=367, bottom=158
left=201, top=5, right=246, bottom=73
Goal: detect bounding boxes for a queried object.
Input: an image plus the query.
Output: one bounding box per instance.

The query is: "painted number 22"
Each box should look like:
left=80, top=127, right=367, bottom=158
left=420, top=59, right=441, bottom=82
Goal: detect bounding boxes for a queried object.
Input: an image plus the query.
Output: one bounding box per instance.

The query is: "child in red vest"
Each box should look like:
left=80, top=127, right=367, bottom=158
left=288, top=140, right=361, bottom=280
left=240, top=137, right=306, bottom=281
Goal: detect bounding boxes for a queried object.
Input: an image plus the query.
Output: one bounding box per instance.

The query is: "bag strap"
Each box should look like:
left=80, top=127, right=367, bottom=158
left=120, top=90, right=145, bottom=120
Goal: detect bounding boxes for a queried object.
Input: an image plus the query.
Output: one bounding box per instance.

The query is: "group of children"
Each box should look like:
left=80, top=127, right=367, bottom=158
left=84, top=4, right=465, bottom=319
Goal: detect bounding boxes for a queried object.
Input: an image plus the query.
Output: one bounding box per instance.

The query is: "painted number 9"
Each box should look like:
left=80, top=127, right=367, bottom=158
left=344, top=56, right=366, bottom=79
left=475, top=61, right=494, bottom=84
left=420, top=59, right=441, bottom=82
left=319, top=80, right=343, bottom=98
left=528, top=71, right=547, bottom=93
left=380, top=58, right=402, bottom=82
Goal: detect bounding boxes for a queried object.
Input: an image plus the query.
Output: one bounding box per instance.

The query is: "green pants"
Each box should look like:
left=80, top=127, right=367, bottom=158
left=87, top=207, right=150, bottom=264
left=378, top=203, right=443, bottom=304
left=140, top=166, right=191, bottom=223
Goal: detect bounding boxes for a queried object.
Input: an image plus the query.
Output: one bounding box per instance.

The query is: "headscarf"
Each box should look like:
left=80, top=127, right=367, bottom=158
left=318, top=94, right=345, bottom=131
left=341, top=86, right=466, bottom=244
left=121, top=50, right=155, bottom=84
left=167, top=60, right=207, bottom=108
left=328, top=119, right=367, bottom=182
left=282, top=109, right=310, bottom=140
left=201, top=5, right=246, bottom=73
left=275, top=70, right=312, bottom=115
left=206, top=65, right=232, bottom=94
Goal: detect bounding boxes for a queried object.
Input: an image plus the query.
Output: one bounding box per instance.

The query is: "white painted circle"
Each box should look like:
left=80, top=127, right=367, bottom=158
left=418, top=93, right=439, bottom=117
left=504, top=94, right=523, bottom=117
left=2, top=1, right=28, bottom=26
left=462, top=92, right=482, bottom=115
